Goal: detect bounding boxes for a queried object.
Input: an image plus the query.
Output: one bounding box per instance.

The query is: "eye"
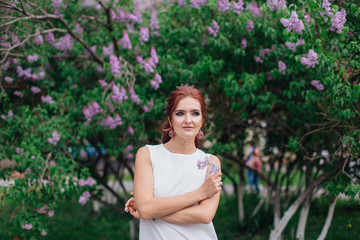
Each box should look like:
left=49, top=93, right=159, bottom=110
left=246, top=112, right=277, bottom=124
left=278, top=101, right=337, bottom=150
left=175, top=112, right=184, bottom=116
left=192, top=112, right=200, bottom=116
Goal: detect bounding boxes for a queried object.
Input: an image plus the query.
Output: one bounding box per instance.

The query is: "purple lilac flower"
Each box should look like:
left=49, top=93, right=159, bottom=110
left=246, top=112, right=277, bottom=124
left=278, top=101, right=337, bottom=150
left=1, top=110, right=13, bottom=120
left=330, top=9, right=346, bottom=34
left=190, top=0, right=208, bottom=9
left=75, top=23, right=84, bottom=34
left=109, top=55, right=121, bottom=78
left=311, top=80, right=325, bottom=91
left=267, top=0, right=286, bottom=12
left=178, top=0, right=186, bottom=5
left=241, top=38, right=247, bottom=48
left=61, top=188, right=65, bottom=192
left=16, top=148, right=22, bottom=155
left=31, top=86, right=41, bottom=94
left=149, top=99, right=154, bottom=108
left=296, top=38, right=305, bottom=46
left=127, top=153, right=134, bottom=159
left=21, top=223, right=33, bottom=230
left=48, top=210, right=55, bottom=217
left=155, top=73, right=162, bottom=83
left=254, top=56, right=263, bottom=63
left=102, top=43, right=114, bottom=56
left=79, top=191, right=91, bottom=205
left=208, top=20, right=220, bottom=37
left=33, top=29, right=44, bottom=45
left=151, top=47, right=159, bottom=64
left=304, top=12, right=311, bottom=26
left=45, top=32, right=55, bottom=44
left=197, top=155, right=210, bottom=170
left=142, top=105, right=150, bottom=112
left=41, top=95, right=55, bottom=104
left=150, top=73, right=163, bottom=90
left=259, top=48, right=272, bottom=58
left=300, top=50, right=319, bottom=68
left=27, top=55, right=39, bottom=63
left=110, top=9, right=117, bottom=20
left=321, top=0, right=333, bottom=22
left=133, top=9, right=142, bottom=24
left=41, top=230, right=47, bottom=236
left=247, top=20, right=254, bottom=32
left=11, top=33, right=20, bottom=45
left=232, top=0, right=244, bottom=15
left=51, top=0, right=62, bottom=7
left=150, top=11, right=160, bottom=35
left=218, top=0, right=230, bottom=12
left=4, top=76, right=13, bottom=84
left=54, top=34, right=73, bottom=52
left=246, top=1, right=261, bottom=18
left=285, top=42, right=296, bottom=52
left=124, top=145, right=133, bottom=154
left=111, top=85, right=127, bottom=103
left=48, top=130, right=60, bottom=145
left=86, top=177, right=96, bottom=187
left=49, top=160, right=56, bottom=166
left=85, top=45, right=97, bottom=58
left=116, top=9, right=127, bottom=22
left=144, top=59, right=155, bottom=74
left=99, top=114, right=122, bottom=129
left=95, top=65, right=104, bottom=73
left=129, top=87, right=141, bottom=104
left=206, top=161, right=221, bottom=178
left=278, top=60, right=286, bottom=75
left=25, top=168, right=32, bottom=173
left=139, top=27, right=149, bottom=45
left=14, top=91, right=24, bottom=98
left=83, top=101, right=104, bottom=124
left=280, top=11, right=304, bottom=34
left=2, top=60, right=11, bottom=71
left=120, top=31, right=132, bottom=49
left=125, top=127, right=134, bottom=136
left=98, top=80, right=108, bottom=88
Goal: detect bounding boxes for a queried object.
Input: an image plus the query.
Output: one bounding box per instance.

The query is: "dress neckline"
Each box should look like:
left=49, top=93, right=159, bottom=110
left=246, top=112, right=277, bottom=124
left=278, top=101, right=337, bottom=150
left=161, top=143, right=199, bottom=156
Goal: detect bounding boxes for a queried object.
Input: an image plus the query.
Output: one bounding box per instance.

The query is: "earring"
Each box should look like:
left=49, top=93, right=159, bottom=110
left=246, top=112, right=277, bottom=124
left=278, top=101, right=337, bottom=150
left=169, top=129, right=175, bottom=138
left=197, top=129, right=204, bottom=139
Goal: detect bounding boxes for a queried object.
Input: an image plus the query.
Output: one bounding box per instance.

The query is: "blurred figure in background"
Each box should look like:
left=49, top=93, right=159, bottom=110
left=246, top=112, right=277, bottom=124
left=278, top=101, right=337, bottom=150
left=246, top=149, right=262, bottom=193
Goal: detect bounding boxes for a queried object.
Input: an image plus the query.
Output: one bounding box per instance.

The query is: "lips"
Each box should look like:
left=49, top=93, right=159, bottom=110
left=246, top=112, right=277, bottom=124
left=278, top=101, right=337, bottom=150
left=183, top=126, right=194, bottom=130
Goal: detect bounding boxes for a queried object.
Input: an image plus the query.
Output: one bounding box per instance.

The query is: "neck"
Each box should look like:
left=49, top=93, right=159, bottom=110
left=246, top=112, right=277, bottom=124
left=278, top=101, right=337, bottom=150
left=164, top=137, right=197, bottom=154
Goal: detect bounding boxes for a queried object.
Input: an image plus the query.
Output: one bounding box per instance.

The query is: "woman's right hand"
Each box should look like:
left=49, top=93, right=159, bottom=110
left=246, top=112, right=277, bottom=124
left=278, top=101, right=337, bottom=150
left=199, top=172, right=222, bottom=199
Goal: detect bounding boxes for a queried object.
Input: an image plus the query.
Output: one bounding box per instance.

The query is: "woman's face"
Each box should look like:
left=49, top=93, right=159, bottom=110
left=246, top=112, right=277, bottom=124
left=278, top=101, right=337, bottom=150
left=171, top=96, right=204, bottom=140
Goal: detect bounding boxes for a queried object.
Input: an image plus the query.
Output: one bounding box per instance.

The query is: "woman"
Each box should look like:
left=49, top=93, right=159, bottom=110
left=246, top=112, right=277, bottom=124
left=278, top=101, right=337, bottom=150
left=125, top=84, right=222, bottom=239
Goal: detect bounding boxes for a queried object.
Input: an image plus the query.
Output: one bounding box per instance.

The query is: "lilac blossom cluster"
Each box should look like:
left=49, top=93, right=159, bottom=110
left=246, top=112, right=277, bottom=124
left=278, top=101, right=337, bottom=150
left=83, top=101, right=104, bottom=124
left=197, top=154, right=210, bottom=170
left=207, top=20, right=220, bottom=37
left=16, top=65, right=45, bottom=81
left=150, top=73, right=163, bottom=90
left=124, top=144, right=134, bottom=159
left=191, top=0, right=208, bottom=9
left=150, top=11, right=160, bottom=35
left=246, top=1, right=261, bottom=18
left=4, top=76, right=13, bottom=84
left=311, top=80, right=325, bottom=91
left=54, top=34, right=73, bottom=52
left=102, top=43, right=114, bottom=56
left=79, top=177, right=96, bottom=187
left=321, top=0, right=333, bottom=22
left=75, top=23, right=84, bottom=35
left=136, top=47, right=159, bottom=74
left=280, top=11, right=304, bottom=34
left=330, top=9, right=346, bottom=34
left=120, top=31, right=132, bottom=49
left=300, top=50, right=319, bottom=68
left=41, top=95, right=55, bottom=104
left=46, top=32, right=55, bottom=44
left=33, top=29, right=44, bottom=46
left=129, top=87, right=141, bottom=104
left=128, top=126, right=135, bottom=135
left=267, top=0, right=286, bottom=12
left=37, top=204, right=55, bottom=217
left=113, top=8, right=142, bottom=24
left=139, top=27, right=149, bottom=45
left=111, top=84, right=128, bottom=103
left=79, top=191, right=91, bottom=205
left=241, top=38, right=247, bottom=49
left=99, top=114, right=122, bottom=129
left=27, top=54, right=39, bottom=63
left=1, top=110, right=13, bottom=120
left=14, top=91, right=24, bottom=98
left=278, top=60, right=286, bottom=75
left=21, top=223, right=33, bottom=230
left=47, top=130, right=60, bottom=145
left=218, top=0, right=230, bottom=12
left=85, top=45, right=97, bottom=58
left=109, top=55, right=121, bottom=78
left=247, top=20, right=254, bottom=32
left=285, top=38, right=305, bottom=52
left=31, top=86, right=41, bottom=94
left=232, top=0, right=244, bottom=15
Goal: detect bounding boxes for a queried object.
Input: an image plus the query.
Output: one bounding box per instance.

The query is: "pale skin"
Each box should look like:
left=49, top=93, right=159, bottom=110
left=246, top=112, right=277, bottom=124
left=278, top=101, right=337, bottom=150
left=125, top=96, right=222, bottom=225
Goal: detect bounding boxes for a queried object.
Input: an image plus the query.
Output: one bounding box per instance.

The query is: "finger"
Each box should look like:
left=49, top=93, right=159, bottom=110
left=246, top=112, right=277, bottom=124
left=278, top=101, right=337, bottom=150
left=130, top=192, right=134, bottom=195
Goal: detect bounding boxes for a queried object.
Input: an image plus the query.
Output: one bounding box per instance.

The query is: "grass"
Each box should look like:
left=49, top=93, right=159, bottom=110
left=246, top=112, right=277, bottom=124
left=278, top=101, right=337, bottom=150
left=0, top=193, right=359, bottom=239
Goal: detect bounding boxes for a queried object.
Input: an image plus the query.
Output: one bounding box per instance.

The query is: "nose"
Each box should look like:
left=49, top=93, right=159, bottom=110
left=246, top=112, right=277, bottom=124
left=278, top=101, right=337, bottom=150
left=185, top=113, right=192, bottom=124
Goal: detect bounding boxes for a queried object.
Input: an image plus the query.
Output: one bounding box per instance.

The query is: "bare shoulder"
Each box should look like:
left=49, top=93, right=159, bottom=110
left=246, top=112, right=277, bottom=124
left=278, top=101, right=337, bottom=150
left=135, top=146, right=151, bottom=164
left=209, top=154, right=221, bottom=165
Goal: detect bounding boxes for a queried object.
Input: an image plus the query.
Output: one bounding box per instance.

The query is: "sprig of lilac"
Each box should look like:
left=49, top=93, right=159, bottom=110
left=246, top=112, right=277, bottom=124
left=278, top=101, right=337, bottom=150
left=111, top=85, right=127, bottom=103
left=330, top=9, right=346, bottom=34
left=267, top=0, right=286, bottom=12
left=246, top=1, right=261, bottom=18
left=232, top=0, right=244, bottom=15
left=41, top=95, right=55, bottom=104
left=300, top=50, right=319, bottom=68
left=82, top=101, right=104, bottom=124
left=218, top=0, right=230, bottom=12
left=207, top=20, right=219, bottom=37
left=311, top=80, right=325, bottom=91
left=79, top=191, right=91, bottom=205
left=47, top=130, right=60, bottom=145
left=278, top=60, right=286, bottom=75
left=109, top=55, right=121, bottom=78
left=247, top=20, right=254, bottom=32
left=54, top=34, right=73, bottom=52
left=120, top=31, right=132, bottom=49
left=197, top=155, right=210, bottom=170
left=129, top=87, right=141, bottom=104
left=280, top=11, right=304, bottom=34
left=99, top=114, right=122, bottom=129
left=139, top=27, right=149, bottom=45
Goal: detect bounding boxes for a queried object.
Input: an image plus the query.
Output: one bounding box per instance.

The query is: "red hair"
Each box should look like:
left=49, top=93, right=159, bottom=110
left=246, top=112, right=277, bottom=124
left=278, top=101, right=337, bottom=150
left=161, top=84, right=207, bottom=148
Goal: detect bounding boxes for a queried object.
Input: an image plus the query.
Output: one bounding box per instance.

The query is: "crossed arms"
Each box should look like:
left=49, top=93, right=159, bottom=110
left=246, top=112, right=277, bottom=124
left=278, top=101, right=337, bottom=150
left=125, top=146, right=222, bottom=225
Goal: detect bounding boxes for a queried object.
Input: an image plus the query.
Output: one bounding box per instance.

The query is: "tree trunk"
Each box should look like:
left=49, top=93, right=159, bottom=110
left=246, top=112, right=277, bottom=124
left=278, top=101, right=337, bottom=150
left=251, top=197, right=264, bottom=217
left=296, top=194, right=312, bottom=240
left=269, top=173, right=328, bottom=240
left=273, top=190, right=282, bottom=240
left=317, top=195, right=338, bottom=240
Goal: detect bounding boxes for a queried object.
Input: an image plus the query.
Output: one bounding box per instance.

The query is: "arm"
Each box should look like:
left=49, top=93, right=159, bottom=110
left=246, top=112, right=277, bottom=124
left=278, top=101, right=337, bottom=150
left=133, top=147, right=221, bottom=220
left=159, top=155, right=222, bottom=224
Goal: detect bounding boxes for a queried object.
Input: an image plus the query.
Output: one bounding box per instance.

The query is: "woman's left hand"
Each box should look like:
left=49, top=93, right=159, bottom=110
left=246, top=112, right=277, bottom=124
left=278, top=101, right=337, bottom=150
left=125, top=193, right=141, bottom=219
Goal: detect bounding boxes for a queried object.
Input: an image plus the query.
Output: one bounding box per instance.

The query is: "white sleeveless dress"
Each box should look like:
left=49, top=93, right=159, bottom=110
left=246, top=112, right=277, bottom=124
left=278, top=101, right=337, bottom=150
left=139, top=144, right=218, bottom=240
